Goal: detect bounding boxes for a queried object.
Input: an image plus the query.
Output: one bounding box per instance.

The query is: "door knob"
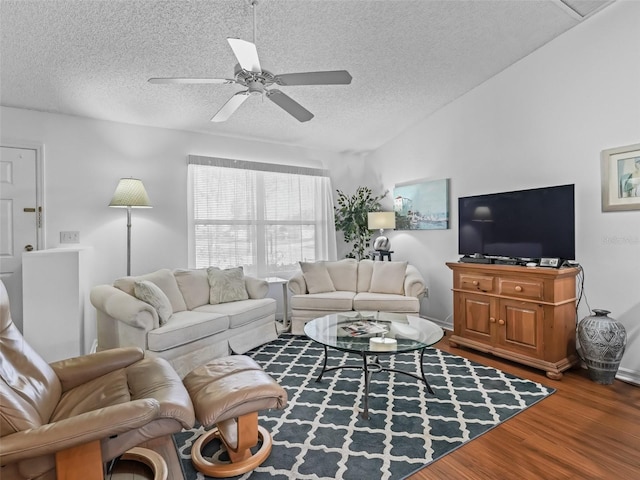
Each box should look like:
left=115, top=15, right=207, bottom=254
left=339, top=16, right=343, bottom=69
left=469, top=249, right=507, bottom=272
left=24, top=244, right=34, bottom=251
left=498, top=319, right=505, bottom=325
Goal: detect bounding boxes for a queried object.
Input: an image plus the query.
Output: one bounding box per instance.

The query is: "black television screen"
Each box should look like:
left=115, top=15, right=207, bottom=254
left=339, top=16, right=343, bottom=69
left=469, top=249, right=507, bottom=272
left=458, top=184, right=575, bottom=260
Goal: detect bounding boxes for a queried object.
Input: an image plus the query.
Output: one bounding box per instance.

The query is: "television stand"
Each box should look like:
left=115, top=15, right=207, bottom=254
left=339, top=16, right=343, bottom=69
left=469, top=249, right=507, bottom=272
left=446, top=262, right=580, bottom=380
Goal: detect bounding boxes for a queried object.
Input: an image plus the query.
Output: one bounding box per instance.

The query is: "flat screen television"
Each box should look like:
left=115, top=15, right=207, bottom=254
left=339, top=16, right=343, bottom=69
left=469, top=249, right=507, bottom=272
left=458, top=184, right=575, bottom=260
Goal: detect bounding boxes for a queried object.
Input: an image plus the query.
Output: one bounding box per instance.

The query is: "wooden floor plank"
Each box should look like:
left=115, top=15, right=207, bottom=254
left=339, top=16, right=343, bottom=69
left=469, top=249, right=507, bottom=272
left=408, top=331, right=640, bottom=480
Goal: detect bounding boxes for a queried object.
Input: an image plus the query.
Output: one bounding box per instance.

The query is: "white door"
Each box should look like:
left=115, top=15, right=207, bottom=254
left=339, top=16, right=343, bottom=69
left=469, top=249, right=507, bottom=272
left=0, top=146, right=40, bottom=332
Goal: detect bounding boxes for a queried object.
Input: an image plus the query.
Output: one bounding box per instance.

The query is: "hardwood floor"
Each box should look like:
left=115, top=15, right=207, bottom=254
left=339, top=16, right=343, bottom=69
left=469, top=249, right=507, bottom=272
left=409, top=331, right=640, bottom=480
left=130, top=331, right=640, bottom=480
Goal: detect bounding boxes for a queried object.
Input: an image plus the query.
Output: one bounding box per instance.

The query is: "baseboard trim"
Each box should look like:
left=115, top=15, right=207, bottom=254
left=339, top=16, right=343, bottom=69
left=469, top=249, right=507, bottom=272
left=615, top=367, right=640, bottom=386
left=422, top=316, right=452, bottom=332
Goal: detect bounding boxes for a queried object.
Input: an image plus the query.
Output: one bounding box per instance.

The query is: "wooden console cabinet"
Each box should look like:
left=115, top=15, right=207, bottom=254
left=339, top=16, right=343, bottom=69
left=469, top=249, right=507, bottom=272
left=446, top=262, right=580, bottom=380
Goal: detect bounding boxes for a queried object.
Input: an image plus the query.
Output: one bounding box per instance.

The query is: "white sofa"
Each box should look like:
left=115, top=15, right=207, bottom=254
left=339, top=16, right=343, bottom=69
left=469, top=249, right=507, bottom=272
left=90, top=267, right=277, bottom=377
left=287, top=259, right=427, bottom=334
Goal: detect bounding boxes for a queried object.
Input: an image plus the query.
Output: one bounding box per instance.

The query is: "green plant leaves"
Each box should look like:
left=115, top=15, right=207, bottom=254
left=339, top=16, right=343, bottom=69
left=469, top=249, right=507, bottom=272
left=334, top=187, right=387, bottom=260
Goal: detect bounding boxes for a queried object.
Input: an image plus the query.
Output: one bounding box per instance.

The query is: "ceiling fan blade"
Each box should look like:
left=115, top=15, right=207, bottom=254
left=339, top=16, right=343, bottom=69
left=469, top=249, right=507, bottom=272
left=227, top=38, right=261, bottom=73
left=266, top=89, right=313, bottom=122
left=274, top=70, right=352, bottom=86
left=148, top=77, right=235, bottom=84
left=211, top=91, right=250, bottom=122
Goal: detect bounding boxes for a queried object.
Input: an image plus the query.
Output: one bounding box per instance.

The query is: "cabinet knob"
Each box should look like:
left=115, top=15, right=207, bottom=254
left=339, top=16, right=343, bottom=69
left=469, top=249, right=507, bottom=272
left=472, top=280, right=479, bottom=286
left=498, top=319, right=505, bottom=325
left=515, top=285, right=523, bottom=292
left=490, top=317, right=496, bottom=323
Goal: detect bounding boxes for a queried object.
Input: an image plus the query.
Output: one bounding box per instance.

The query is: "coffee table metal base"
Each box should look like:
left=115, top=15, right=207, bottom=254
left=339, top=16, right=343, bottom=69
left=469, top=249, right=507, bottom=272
left=315, top=345, right=435, bottom=419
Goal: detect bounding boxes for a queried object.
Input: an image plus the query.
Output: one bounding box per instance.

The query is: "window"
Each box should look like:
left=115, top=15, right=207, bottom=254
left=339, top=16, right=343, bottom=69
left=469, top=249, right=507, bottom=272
left=188, top=155, right=337, bottom=278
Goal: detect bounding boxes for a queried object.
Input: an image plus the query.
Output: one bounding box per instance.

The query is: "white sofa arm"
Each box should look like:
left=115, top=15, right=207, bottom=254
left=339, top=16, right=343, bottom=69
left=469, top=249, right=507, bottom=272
left=404, top=265, right=427, bottom=299
left=244, top=276, right=268, bottom=299
left=90, top=285, right=159, bottom=331
left=287, top=272, right=307, bottom=295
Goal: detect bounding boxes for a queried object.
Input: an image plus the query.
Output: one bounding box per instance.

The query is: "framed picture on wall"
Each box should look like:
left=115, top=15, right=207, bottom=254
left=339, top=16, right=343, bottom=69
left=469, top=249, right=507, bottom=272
left=393, top=178, right=450, bottom=229
left=601, top=143, right=640, bottom=212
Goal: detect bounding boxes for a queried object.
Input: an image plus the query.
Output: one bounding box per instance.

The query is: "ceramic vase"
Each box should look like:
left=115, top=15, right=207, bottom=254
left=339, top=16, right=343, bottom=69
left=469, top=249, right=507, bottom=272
left=577, top=309, right=627, bottom=385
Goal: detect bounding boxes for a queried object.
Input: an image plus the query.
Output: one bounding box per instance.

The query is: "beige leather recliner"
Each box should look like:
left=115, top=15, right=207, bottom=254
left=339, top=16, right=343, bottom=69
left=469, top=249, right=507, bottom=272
left=0, top=281, right=196, bottom=479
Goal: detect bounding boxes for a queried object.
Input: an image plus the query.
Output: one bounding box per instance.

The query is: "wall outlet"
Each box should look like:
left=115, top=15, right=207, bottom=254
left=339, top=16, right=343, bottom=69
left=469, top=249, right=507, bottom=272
left=60, top=231, right=80, bottom=243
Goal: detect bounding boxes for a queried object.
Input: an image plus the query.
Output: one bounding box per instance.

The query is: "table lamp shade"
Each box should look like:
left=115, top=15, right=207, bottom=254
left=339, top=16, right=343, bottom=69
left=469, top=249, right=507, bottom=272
left=368, top=212, right=396, bottom=230
left=109, top=178, right=152, bottom=208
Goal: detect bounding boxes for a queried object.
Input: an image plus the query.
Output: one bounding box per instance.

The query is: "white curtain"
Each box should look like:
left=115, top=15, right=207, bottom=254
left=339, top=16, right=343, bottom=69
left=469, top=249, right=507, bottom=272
left=188, top=155, right=337, bottom=278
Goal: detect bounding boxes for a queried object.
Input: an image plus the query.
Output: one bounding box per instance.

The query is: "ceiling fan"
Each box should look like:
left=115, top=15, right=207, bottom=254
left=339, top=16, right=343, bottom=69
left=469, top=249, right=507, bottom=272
left=148, top=1, right=352, bottom=123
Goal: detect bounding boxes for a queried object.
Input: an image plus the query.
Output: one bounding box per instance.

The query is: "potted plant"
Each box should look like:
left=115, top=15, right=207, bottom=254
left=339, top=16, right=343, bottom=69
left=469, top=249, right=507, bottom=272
left=334, top=187, right=387, bottom=260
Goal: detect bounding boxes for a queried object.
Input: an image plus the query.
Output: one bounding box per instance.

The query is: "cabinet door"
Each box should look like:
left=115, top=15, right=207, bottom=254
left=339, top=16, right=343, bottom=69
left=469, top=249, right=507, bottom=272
left=496, top=299, right=544, bottom=358
left=458, top=292, right=494, bottom=344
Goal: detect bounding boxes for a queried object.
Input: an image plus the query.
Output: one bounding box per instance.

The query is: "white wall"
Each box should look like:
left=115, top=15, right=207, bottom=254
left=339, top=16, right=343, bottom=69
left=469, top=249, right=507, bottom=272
left=1, top=107, right=346, bottom=337
left=340, top=1, right=640, bottom=382
left=1, top=107, right=344, bottom=284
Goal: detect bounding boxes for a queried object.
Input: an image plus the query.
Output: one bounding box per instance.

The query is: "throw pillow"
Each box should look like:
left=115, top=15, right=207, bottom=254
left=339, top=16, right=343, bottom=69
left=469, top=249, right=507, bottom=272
left=174, top=268, right=210, bottom=310
left=300, top=262, right=336, bottom=294
left=368, top=261, right=408, bottom=295
left=207, top=266, right=249, bottom=305
left=325, top=259, right=358, bottom=291
left=133, top=280, right=173, bottom=325
left=115, top=269, right=187, bottom=313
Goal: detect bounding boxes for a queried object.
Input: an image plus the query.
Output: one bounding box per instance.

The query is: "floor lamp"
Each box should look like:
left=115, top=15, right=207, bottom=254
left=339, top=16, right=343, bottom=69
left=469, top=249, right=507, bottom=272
left=109, top=178, right=152, bottom=276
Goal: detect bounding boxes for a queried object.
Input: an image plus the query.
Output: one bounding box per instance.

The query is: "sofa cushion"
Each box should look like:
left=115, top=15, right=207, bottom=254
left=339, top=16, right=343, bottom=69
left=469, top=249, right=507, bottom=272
left=325, top=259, right=358, bottom=292
left=369, top=261, right=407, bottom=295
left=114, top=269, right=187, bottom=313
left=290, top=291, right=354, bottom=311
left=244, top=277, right=268, bottom=299
left=357, top=259, right=375, bottom=293
left=353, top=292, right=420, bottom=313
left=194, top=298, right=276, bottom=328
left=133, top=280, right=172, bottom=325
left=300, top=262, right=336, bottom=294
left=147, top=311, right=230, bottom=352
left=207, top=267, right=249, bottom=305
left=174, top=268, right=210, bottom=310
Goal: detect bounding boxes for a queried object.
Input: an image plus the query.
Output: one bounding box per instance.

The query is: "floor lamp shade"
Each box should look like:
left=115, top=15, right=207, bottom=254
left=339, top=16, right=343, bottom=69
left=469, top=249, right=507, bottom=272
left=109, top=178, right=152, bottom=208
left=109, top=178, right=152, bottom=275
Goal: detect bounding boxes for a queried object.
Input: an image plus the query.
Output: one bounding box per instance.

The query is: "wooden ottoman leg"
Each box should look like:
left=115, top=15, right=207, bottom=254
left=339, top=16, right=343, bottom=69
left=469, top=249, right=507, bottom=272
left=183, top=356, right=287, bottom=478
left=191, top=412, right=273, bottom=478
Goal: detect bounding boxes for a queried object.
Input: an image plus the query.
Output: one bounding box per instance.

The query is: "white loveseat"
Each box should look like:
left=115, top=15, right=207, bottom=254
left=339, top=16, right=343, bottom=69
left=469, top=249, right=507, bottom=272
left=90, top=267, right=277, bottom=377
left=287, top=259, right=427, bottom=334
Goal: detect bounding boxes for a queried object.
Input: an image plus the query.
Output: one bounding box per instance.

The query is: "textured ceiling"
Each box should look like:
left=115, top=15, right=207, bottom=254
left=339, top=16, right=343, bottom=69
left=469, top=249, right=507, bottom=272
left=0, top=0, right=613, bottom=154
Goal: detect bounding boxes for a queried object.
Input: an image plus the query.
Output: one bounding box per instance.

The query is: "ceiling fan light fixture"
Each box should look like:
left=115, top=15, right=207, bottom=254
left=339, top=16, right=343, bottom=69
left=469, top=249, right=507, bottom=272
left=149, top=0, right=351, bottom=123
left=247, top=80, right=265, bottom=94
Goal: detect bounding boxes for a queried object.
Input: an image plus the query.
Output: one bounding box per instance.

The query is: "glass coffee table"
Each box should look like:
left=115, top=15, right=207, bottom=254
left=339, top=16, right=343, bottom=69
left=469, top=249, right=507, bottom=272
left=304, top=311, right=444, bottom=419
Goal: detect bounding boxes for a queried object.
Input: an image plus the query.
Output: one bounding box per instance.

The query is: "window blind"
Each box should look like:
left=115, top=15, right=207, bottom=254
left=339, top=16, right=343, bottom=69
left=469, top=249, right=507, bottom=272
left=188, top=155, right=337, bottom=278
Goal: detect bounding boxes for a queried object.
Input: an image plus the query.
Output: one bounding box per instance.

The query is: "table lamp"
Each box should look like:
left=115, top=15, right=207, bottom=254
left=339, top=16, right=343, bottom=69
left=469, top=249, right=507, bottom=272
left=368, top=211, right=396, bottom=251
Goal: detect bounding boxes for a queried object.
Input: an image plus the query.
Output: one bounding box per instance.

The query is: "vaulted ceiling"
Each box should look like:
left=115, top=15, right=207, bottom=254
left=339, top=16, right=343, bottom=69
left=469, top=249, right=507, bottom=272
left=0, top=0, right=613, bottom=153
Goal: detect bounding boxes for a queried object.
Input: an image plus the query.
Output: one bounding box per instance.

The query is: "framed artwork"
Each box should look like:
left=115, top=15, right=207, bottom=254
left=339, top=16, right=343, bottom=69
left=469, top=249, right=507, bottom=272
left=393, top=178, right=450, bottom=230
left=601, top=143, right=640, bottom=212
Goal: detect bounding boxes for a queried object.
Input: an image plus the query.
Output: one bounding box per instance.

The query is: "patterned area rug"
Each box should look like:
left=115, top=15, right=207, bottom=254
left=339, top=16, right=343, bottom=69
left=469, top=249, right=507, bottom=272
left=174, top=334, right=554, bottom=480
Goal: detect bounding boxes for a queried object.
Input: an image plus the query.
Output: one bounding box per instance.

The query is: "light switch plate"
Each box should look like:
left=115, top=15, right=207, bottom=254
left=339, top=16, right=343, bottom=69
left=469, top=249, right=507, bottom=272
left=60, top=231, right=80, bottom=243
